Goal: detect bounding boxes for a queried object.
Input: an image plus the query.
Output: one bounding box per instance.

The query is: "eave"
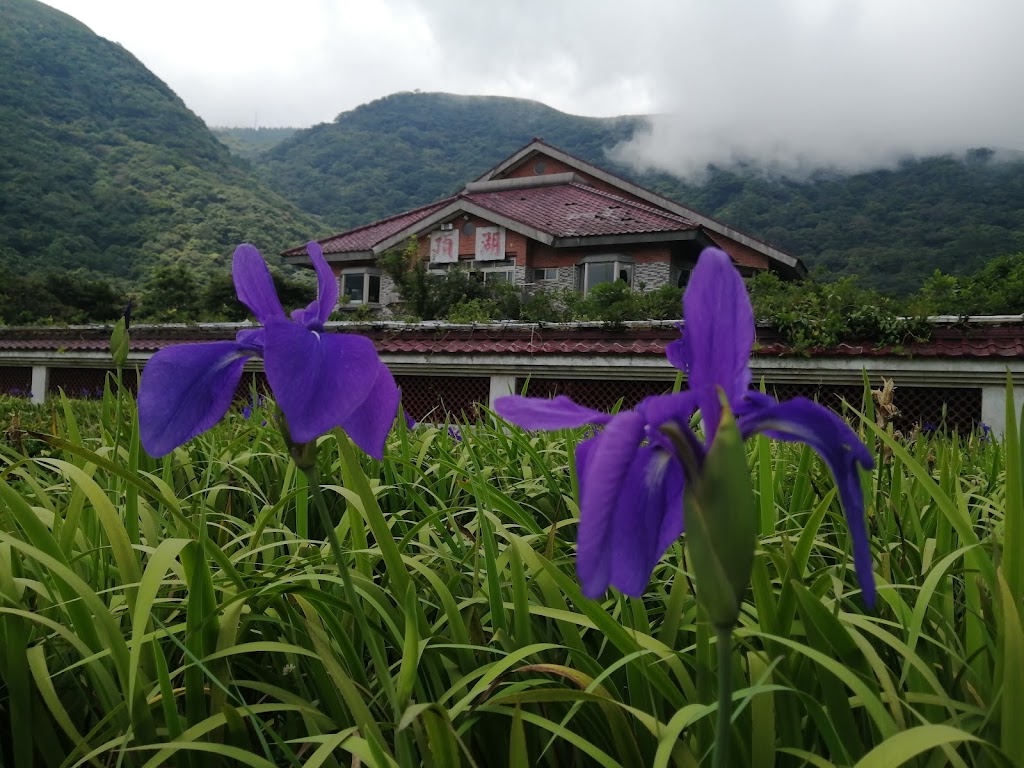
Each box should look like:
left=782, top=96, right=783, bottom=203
left=283, top=249, right=374, bottom=265
left=372, top=198, right=556, bottom=252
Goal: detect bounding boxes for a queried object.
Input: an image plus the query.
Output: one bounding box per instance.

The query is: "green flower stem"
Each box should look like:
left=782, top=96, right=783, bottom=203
left=714, top=624, right=734, bottom=768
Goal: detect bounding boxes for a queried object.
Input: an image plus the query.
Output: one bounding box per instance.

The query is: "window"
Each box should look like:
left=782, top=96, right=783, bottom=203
left=483, top=269, right=512, bottom=284
left=340, top=270, right=382, bottom=305
left=533, top=267, right=559, bottom=282
left=468, top=258, right=515, bottom=285
left=579, top=255, right=633, bottom=293
left=471, top=266, right=513, bottom=284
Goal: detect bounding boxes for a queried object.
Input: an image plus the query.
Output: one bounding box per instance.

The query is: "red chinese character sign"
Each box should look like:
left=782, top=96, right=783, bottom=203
left=474, top=226, right=506, bottom=262
left=429, top=230, right=459, bottom=264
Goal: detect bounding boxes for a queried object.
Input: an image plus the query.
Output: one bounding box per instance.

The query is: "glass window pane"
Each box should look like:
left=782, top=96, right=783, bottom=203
left=343, top=273, right=364, bottom=303
left=487, top=270, right=511, bottom=283
left=617, top=264, right=633, bottom=285
left=585, top=261, right=615, bottom=290
left=367, top=275, right=381, bottom=303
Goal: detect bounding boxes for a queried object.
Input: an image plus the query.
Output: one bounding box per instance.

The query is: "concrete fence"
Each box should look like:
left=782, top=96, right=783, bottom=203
left=1, top=318, right=1022, bottom=435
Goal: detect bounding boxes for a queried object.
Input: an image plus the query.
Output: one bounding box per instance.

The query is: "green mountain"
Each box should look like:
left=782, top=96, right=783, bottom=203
left=246, top=92, right=1024, bottom=294
left=253, top=92, right=644, bottom=226
left=0, top=0, right=321, bottom=282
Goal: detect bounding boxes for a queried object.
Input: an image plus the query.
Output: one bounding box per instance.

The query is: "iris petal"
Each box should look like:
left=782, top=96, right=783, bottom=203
left=337, top=361, right=400, bottom=459
left=636, top=391, right=700, bottom=432
left=138, top=341, right=253, bottom=457
left=740, top=396, right=877, bottom=606
left=308, top=242, right=338, bottom=328
left=609, top=445, right=685, bottom=597
left=234, top=327, right=265, bottom=352
left=673, top=248, right=755, bottom=441
left=262, top=320, right=380, bottom=444
left=290, top=242, right=339, bottom=329
left=232, top=244, right=286, bottom=324
left=494, top=395, right=612, bottom=430
left=575, top=411, right=646, bottom=598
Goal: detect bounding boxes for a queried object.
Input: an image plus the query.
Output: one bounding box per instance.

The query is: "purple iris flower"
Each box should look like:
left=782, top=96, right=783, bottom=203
left=138, top=242, right=399, bottom=459
left=495, top=248, right=875, bottom=605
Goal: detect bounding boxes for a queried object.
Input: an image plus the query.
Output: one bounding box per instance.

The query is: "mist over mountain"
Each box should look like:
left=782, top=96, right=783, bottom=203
left=0, top=0, right=320, bottom=281
left=230, top=91, right=1024, bottom=294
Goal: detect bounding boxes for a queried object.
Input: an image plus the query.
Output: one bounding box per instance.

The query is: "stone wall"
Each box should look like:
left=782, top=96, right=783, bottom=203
left=634, top=262, right=672, bottom=291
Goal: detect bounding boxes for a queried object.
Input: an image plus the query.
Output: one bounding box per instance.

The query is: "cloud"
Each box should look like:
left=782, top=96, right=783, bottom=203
left=43, top=0, right=442, bottom=126
left=412, top=0, right=1024, bottom=177
left=43, top=0, right=1024, bottom=174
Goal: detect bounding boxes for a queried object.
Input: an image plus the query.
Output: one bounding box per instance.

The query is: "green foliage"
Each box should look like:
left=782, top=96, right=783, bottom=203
left=379, top=247, right=685, bottom=325
left=0, top=393, right=103, bottom=454
left=0, top=0, right=323, bottom=287
left=647, top=151, right=1024, bottom=295
left=136, top=264, right=199, bottom=321
left=379, top=241, right=522, bottom=321
left=748, top=271, right=931, bottom=349
left=0, top=383, right=1018, bottom=765
left=569, top=281, right=685, bottom=324
left=908, top=252, right=1024, bottom=315
left=0, top=262, right=125, bottom=325
left=519, top=287, right=575, bottom=323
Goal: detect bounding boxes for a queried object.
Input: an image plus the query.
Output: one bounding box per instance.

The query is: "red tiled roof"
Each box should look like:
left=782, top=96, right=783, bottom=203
left=284, top=198, right=454, bottom=256
left=284, top=179, right=697, bottom=260
left=463, top=183, right=695, bottom=238
left=1, top=323, right=1022, bottom=359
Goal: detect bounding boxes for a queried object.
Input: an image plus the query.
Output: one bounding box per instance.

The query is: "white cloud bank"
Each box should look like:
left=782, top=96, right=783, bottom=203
left=43, top=0, right=1024, bottom=177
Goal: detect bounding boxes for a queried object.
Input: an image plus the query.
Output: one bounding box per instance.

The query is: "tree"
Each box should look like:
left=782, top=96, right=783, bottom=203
left=138, top=264, right=200, bottom=321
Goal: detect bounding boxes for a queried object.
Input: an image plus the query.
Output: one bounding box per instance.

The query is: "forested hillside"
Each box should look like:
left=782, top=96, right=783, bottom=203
left=247, top=92, right=1024, bottom=294
left=659, top=150, right=1024, bottom=293
left=253, top=93, right=644, bottom=225
left=0, top=0, right=321, bottom=283
left=2, top=0, right=1022, bottom=318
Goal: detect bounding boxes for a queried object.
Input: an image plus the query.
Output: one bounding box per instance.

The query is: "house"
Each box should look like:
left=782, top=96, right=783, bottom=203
left=281, top=139, right=806, bottom=312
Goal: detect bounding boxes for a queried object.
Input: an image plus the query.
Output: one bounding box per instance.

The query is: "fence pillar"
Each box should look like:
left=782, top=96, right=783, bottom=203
left=488, top=374, right=517, bottom=408
left=31, top=365, right=48, bottom=405
left=981, top=383, right=1024, bottom=437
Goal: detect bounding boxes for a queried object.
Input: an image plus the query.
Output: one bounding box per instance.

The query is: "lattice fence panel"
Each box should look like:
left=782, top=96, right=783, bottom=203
left=48, top=368, right=138, bottom=399
left=516, top=377, right=675, bottom=413
left=234, top=371, right=270, bottom=404
left=0, top=367, right=33, bottom=398
left=766, top=382, right=982, bottom=434
left=397, top=375, right=490, bottom=422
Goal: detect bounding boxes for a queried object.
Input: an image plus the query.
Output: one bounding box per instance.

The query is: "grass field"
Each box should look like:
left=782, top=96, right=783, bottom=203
left=0, top=381, right=1021, bottom=767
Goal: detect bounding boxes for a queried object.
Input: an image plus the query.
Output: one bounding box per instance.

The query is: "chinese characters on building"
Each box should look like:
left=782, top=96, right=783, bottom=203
left=474, top=226, right=505, bottom=261
left=429, top=230, right=459, bottom=263
left=430, top=225, right=505, bottom=263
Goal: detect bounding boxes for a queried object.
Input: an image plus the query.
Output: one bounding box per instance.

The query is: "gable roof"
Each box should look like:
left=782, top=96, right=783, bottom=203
left=371, top=181, right=703, bottom=253
left=477, top=138, right=805, bottom=276
left=283, top=139, right=805, bottom=277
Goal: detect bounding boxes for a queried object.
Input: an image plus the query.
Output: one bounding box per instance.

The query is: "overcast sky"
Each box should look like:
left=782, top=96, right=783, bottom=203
left=41, top=0, right=1024, bottom=177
